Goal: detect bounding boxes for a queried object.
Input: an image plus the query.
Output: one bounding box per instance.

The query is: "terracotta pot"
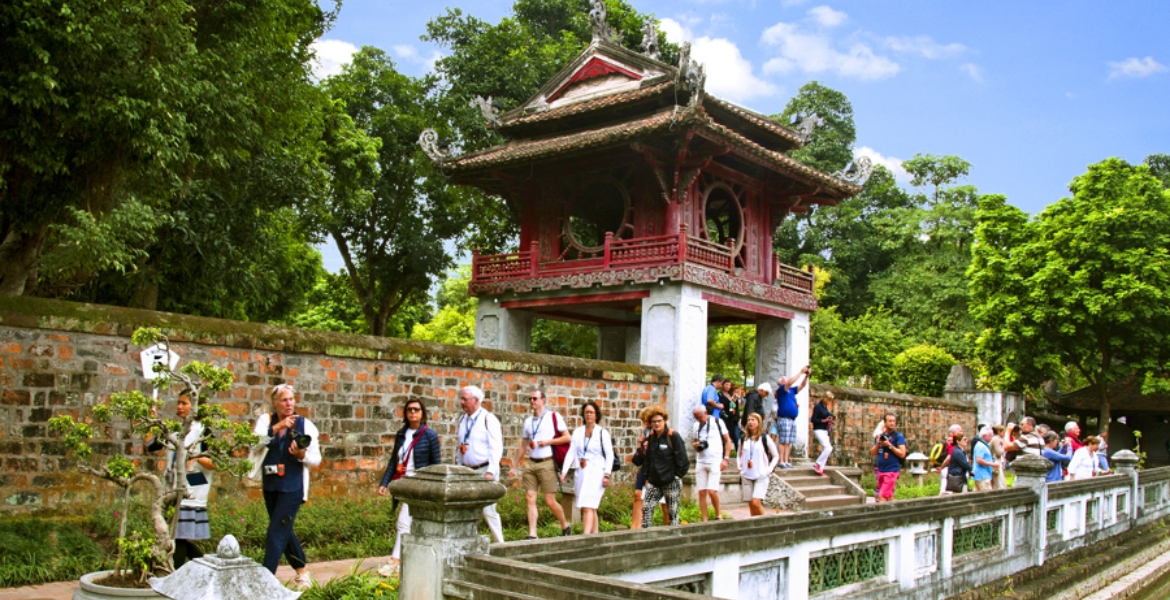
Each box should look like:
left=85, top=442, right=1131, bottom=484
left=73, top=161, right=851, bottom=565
left=73, top=571, right=166, bottom=600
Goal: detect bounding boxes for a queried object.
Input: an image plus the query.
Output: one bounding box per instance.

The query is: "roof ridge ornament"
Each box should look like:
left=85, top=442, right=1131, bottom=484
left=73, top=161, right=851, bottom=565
left=470, top=96, right=501, bottom=129
left=590, top=0, right=622, bottom=44
left=833, top=155, right=874, bottom=186
left=641, top=19, right=661, bottom=61
left=791, top=113, right=823, bottom=144
left=418, top=128, right=451, bottom=163
left=676, top=42, right=705, bottom=108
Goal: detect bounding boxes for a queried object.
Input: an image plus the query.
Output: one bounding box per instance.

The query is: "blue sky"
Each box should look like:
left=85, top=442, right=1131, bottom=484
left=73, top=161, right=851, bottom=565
left=312, top=0, right=1168, bottom=271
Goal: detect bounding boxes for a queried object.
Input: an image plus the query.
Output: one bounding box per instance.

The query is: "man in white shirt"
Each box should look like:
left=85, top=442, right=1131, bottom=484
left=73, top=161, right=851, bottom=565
left=691, top=406, right=730, bottom=522
left=510, top=389, right=571, bottom=539
left=457, top=385, right=505, bottom=544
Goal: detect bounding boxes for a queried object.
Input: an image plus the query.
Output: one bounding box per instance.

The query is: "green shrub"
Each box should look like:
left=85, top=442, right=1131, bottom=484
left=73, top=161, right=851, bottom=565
left=0, top=518, right=107, bottom=587
left=892, top=345, right=957, bottom=397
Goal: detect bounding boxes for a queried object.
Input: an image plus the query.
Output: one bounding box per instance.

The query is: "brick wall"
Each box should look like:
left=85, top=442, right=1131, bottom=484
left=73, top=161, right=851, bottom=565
left=0, top=296, right=668, bottom=512
left=806, top=383, right=978, bottom=468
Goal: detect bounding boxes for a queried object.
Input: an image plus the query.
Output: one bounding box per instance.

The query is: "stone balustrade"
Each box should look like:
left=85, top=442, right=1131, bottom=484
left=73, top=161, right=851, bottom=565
left=399, top=451, right=1170, bottom=600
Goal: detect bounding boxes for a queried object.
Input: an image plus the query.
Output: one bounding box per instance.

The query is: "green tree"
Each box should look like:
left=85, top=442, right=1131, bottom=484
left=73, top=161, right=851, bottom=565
left=306, top=48, right=468, bottom=337
left=892, top=344, right=956, bottom=398
left=283, top=269, right=370, bottom=335
left=532, top=320, right=598, bottom=358
left=1, top=0, right=331, bottom=306
left=1147, top=153, right=1170, bottom=188
left=810, top=306, right=907, bottom=390
left=870, top=155, right=980, bottom=357
left=412, top=266, right=477, bottom=346
left=774, top=81, right=856, bottom=175
left=970, top=159, right=1170, bottom=432
left=707, top=325, right=756, bottom=385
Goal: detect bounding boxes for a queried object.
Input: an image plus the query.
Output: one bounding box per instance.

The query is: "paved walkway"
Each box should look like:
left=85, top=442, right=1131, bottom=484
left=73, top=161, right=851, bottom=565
left=0, top=501, right=806, bottom=600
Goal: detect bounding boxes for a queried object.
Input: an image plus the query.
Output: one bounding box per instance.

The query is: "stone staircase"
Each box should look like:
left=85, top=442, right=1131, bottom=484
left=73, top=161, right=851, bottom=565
left=683, top=463, right=867, bottom=511
left=773, top=465, right=867, bottom=510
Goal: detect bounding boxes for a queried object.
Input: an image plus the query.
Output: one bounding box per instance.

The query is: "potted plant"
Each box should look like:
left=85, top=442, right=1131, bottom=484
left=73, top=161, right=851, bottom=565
left=49, top=328, right=259, bottom=598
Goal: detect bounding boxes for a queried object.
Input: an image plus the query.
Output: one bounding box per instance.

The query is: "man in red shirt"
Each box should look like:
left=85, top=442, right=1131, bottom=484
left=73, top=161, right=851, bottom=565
left=1065, top=421, right=1084, bottom=452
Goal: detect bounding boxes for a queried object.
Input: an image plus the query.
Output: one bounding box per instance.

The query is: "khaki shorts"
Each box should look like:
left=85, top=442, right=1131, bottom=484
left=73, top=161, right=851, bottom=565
left=973, top=479, right=992, bottom=492
left=696, top=462, right=722, bottom=492
left=522, top=458, right=558, bottom=494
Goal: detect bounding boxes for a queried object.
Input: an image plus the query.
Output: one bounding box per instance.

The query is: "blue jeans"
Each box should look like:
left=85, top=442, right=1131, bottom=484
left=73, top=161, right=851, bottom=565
left=263, top=491, right=307, bottom=573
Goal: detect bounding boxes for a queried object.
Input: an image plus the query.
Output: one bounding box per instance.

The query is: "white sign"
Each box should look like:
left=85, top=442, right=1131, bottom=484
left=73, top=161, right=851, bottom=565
left=139, top=344, right=180, bottom=380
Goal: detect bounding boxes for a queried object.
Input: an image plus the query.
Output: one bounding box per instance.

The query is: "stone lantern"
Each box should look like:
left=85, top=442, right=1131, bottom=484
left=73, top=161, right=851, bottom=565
left=905, top=452, right=929, bottom=486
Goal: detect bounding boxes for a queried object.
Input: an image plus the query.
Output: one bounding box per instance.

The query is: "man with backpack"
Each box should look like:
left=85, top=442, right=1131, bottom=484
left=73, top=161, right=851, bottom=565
left=632, top=406, right=689, bottom=526
left=870, top=413, right=907, bottom=502
left=510, top=389, right=571, bottom=539
left=691, top=406, right=730, bottom=522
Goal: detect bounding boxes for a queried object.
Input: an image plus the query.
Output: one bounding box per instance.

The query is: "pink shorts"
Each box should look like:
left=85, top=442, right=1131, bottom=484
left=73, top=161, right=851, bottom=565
left=876, top=471, right=898, bottom=500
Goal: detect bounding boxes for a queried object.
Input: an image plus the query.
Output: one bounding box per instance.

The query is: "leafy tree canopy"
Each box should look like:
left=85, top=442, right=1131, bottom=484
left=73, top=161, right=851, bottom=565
left=970, top=158, right=1170, bottom=429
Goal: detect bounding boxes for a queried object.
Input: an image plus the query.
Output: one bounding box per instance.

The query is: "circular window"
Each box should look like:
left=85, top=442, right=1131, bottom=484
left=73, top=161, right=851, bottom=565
left=564, top=181, right=631, bottom=253
left=702, top=183, right=744, bottom=255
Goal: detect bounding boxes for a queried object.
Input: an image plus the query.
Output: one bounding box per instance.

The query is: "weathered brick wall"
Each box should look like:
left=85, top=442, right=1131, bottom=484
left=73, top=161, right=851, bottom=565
left=0, top=296, right=668, bottom=512
left=806, top=383, right=978, bottom=468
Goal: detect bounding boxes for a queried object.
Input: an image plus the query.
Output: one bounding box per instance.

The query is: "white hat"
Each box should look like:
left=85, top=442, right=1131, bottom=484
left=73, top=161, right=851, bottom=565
left=757, top=382, right=772, bottom=394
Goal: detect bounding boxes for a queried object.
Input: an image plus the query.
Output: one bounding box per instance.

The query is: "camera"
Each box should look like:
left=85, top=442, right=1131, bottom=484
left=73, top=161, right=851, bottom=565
left=293, top=433, right=312, bottom=449
left=696, top=440, right=709, bottom=452
left=263, top=464, right=284, bottom=476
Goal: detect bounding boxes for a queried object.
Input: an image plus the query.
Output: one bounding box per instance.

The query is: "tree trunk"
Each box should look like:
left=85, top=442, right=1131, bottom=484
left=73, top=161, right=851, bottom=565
left=1098, top=380, right=1111, bottom=438
left=0, top=226, right=49, bottom=295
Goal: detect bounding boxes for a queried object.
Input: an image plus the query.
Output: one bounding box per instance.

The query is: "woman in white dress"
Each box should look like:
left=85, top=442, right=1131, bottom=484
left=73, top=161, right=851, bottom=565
left=1067, top=435, right=1102, bottom=480
left=559, top=400, right=614, bottom=535
left=739, top=413, right=779, bottom=516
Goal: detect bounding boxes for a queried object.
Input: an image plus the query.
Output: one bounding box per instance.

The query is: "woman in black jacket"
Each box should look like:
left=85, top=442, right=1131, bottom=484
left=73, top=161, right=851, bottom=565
left=377, top=399, right=440, bottom=572
left=946, top=433, right=972, bottom=494
left=632, top=406, right=689, bottom=526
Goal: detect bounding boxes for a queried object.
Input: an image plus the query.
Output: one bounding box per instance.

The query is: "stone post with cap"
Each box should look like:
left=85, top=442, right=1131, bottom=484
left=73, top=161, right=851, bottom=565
left=388, top=464, right=507, bottom=600
left=1011, top=452, right=1053, bottom=566
left=1111, top=449, right=1140, bottom=521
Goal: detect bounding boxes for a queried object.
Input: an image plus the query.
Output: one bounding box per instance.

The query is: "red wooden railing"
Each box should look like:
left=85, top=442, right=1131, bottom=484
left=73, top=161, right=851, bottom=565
left=774, top=258, right=815, bottom=294
left=472, top=232, right=815, bottom=299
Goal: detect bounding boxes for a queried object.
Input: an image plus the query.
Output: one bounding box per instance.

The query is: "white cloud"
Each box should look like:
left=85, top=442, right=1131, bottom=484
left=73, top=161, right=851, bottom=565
left=660, top=18, right=776, bottom=102
left=1108, top=56, right=1168, bottom=79
left=883, top=35, right=966, bottom=59
left=392, top=44, right=443, bottom=73
left=761, top=22, right=899, bottom=80
left=310, top=39, right=358, bottom=79
left=960, top=63, right=985, bottom=82
left=691, top=37, right=779, bottom=102
left=659, top=17, right=694, bottom=43
left=855, top=146, right=910, bottom=183
left=807, top=6, right=847, bottom=28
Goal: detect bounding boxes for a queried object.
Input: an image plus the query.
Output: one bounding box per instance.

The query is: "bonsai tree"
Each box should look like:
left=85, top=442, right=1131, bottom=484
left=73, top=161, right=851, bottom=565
left=49, top=328, right=259, bottom=582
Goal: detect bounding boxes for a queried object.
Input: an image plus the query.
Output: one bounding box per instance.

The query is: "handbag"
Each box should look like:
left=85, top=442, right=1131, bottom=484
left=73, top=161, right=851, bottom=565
left=946, top=473, right=968, bottom=493
left=604, top=428, right=621, bottom=473
left=391, top=426, right=426, bottom=482
left=551, top=413, right=570, bottom=470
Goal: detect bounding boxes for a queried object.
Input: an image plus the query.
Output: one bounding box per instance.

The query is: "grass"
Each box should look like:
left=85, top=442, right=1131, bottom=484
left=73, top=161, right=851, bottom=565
left=301, top=566, right=398, bottom=600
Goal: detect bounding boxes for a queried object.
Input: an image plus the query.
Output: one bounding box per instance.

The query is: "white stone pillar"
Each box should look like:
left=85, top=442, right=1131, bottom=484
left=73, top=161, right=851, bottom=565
left=474, top=301, right=532, bottom=352
left=598, top=326, right=627, bottom=362
left=755, top=310, right=811, bottom=458
left=639, top=283, right=708, bottom=433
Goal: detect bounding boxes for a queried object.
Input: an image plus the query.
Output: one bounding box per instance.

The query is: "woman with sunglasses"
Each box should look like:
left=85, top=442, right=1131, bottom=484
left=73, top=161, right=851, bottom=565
left=378, top=398, right=440, bottom=573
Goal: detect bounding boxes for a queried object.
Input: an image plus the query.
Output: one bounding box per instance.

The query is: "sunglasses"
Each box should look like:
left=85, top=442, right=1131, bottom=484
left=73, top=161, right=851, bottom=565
left=529, top=396, right=542, bottom=401
left=405, top=407, right=422, bottom=413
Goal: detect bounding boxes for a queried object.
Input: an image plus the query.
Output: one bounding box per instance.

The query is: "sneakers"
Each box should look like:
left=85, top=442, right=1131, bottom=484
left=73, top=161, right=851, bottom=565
left=562, top=526, right=573, bottom=536
left=779, top=463, right=795, bottom=470
left=812, top=463, right=827, bottom=476
left=289, top=571, right=313, bottom=591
